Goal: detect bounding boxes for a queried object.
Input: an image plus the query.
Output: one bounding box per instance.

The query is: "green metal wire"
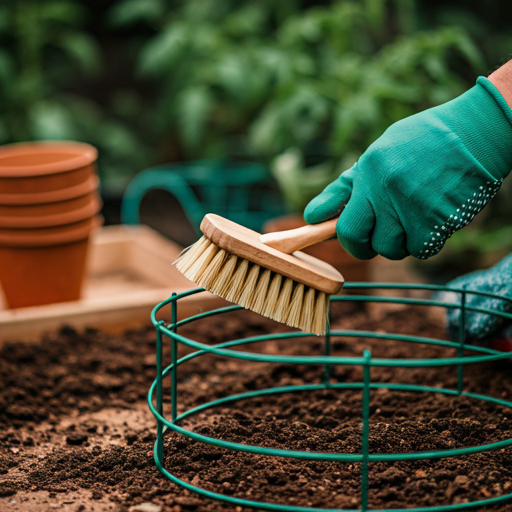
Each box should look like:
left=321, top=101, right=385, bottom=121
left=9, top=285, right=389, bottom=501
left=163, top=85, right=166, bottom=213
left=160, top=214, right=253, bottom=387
left=171, top=293, right=178, bottom=423
left=457, top=291, right=466, bottom=395
left=149, top=284, right=512, bottom=511
left=361, top=350, right=371, bottom=512
left=323, top=313, right=331, bottom=387
left=155, top=322, right=164, bottom=463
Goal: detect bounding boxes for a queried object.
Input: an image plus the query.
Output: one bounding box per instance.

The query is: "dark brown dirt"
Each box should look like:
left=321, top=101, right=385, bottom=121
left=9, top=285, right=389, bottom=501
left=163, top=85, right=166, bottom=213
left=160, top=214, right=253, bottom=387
left=2, top=302, right=512, bottom=511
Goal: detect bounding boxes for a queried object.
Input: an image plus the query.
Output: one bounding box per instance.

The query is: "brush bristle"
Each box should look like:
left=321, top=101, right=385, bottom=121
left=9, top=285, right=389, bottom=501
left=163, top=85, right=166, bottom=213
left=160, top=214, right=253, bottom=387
left=249, top=268, right=271, bottom=312
left=179, top=241, right=218, bottom=282
left=238, top=264, right=260, bottom=309
left=287, top=283, right=305, bottom=329
left=174, top=236, right=330, bottom=335
left=272, top=277, right=293, bottom=322
left=262, top=273, right=282, bottom=320
left=212, top=254, right=238, bottom=296
left=173, top=236, right=209, bottom=271
left=224, top=258, right=249, bottom=304
left=299, top=287, right=316, bottom=333
left=196, top=249, right=227, bottom=289
left=312, top=292, right=329, bottom=335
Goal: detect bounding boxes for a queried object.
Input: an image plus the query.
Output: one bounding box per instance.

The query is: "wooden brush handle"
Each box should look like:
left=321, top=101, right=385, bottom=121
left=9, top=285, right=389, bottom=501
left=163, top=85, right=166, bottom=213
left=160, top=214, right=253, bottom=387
left=259, top=218, right=338, bottom=254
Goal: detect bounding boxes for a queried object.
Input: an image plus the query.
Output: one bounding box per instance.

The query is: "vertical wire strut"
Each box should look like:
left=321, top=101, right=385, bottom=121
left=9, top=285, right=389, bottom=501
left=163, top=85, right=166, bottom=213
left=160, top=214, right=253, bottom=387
left=171, top=293, right=178, bottom=423
left=323, top=306, right=332, bottom=387
left=457, top=291, right=466, bottom=395
left=156, top=323, right=164, bottom=463
left=361, top=349, right=372, bottom=512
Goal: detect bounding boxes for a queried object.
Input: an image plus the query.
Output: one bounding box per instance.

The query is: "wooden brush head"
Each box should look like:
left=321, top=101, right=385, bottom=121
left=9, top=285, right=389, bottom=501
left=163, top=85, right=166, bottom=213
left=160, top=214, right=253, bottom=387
left=200, top=214, right=344, bottom=295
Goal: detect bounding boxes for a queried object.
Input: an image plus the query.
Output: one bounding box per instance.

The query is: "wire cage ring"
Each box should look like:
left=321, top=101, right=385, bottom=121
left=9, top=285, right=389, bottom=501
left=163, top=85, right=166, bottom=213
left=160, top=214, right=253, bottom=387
left=149, top=283, right=512, bottom=512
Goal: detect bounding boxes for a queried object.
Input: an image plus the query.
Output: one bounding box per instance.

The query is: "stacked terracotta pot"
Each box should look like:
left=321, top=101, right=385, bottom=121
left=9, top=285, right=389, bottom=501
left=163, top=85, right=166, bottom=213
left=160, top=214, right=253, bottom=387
left=0, top=141, right=102, bottom=308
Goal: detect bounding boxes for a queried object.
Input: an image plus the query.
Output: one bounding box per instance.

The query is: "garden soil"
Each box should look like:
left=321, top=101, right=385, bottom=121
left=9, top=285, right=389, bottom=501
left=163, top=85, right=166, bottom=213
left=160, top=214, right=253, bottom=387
left=2, top=302, right=512, bottom=511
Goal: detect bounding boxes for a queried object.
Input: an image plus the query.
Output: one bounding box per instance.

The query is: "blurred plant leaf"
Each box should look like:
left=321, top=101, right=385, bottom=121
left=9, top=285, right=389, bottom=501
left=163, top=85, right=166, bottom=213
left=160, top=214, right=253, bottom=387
left=59, top=31, right=102, bottom=76
left=106, top=0, right=164, bottom=27
left=249, top=103, right=283, bottom=157
left=271, top=147, right=346, bottom=212
left=40, top=0, right=85, bottom=25
left=364, top=0, right=385, bottom=30
left=177, top=86, right=212, bottom=150
left=394, top=0, right=417, bottom=35
left=452, top=29, right=486, bottom=71
left=222, top=4, right=268, bottom=37
left=0, top=50, right=15, bottom=89
left=29, top=101, right=78, bottom=140
left=138, top=23, right=186, bottom=75
left=0, top=6, right=10, bottom=33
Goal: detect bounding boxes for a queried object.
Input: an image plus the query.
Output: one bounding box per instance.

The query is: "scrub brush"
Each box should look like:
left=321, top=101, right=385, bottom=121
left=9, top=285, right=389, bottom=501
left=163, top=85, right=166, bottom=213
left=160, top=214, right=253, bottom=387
left=174, top=214, right=343, bottom=335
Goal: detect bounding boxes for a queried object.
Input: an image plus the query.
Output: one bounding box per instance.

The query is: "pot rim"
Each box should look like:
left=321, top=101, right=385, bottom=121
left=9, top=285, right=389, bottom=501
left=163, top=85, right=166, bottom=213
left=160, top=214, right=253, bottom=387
left=0, top=194, right=102, bottom=228
left=0, top=190, right=96, bottom=213
left=0, top=141, right=98, bottom=177
left=0, top=215, right=103, bottom=247
left=0, top=175, right=99, bottom=205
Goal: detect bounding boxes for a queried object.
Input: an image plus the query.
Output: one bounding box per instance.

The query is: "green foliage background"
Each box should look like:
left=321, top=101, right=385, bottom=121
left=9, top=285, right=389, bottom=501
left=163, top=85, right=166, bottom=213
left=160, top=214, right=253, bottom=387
left=2, top=0, right=506, bottom=185
left=0, top=0, right=511, bottom=266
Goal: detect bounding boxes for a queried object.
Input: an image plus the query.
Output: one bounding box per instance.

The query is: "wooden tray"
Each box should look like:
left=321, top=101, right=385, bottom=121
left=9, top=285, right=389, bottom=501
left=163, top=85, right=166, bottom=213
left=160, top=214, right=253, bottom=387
left=0, top=225, right=226, bottom=342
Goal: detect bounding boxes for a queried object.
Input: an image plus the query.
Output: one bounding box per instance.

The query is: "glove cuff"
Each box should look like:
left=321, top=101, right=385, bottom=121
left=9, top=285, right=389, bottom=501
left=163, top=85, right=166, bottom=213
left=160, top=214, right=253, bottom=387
left=450, top=76, right=512, bottom=182
left=477, top=76, right=512, bottom=128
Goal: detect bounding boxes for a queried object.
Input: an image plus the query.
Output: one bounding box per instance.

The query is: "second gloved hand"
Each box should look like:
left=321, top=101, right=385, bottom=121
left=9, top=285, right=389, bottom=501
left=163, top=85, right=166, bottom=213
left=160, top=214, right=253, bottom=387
left=304, top=77, right=512, bottom=260
left=434, top=252, right=512, bottom=343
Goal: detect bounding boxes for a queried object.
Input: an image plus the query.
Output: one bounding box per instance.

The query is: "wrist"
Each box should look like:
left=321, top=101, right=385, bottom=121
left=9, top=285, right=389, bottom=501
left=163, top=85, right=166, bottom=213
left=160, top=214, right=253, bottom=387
left=489, top=61, right=512, bottom=112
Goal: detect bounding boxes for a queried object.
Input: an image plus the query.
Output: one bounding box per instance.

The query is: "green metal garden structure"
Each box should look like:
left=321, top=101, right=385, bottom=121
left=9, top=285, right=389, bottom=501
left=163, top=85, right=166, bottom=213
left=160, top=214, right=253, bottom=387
left=121, top=158, right=286, bottom=235
left=149, top=283, right=512, bottom=511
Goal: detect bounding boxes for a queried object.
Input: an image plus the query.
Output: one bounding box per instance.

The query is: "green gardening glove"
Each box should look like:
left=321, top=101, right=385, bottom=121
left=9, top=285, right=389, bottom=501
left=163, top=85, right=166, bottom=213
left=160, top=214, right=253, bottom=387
left=304, top=77, right=512, bottom=260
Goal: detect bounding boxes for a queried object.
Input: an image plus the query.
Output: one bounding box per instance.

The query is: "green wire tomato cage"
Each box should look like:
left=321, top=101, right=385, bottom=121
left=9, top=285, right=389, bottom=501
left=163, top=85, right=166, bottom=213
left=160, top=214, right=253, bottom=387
left=149, top=283, right=512, bottom=512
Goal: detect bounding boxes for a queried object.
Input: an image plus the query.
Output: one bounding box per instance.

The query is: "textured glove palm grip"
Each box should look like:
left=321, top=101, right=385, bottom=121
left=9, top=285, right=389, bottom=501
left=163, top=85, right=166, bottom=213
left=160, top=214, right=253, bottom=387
left=417, top=180, right=502, bottom=259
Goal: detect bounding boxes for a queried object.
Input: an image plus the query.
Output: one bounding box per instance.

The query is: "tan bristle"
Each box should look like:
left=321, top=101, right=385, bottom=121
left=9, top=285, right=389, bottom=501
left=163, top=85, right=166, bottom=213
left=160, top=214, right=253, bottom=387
left=238, top=264, right=261, bottom=309
left=299, top=288, right=316, bottom=333
left=195, top=249, right=227, bottom=289
left=250, top=269, right=272, bottom=313
left=224, top=259, right=249, bottom=304
left=174, top=236, right=209, bottom=272
left=181, top=240, right=218, bottom=282
left=262, top=273, right=282, bottom=319
left=211, top=254, right=238, bottom=296
left=287, top=283, right=304, bottom=328
left=174, top=237, right=330, bottom=335
left=311, top=292, right=329, bottom=336
left=273, top=277, right=294, bottom=322
left=174, top=236, right=204, bottom=273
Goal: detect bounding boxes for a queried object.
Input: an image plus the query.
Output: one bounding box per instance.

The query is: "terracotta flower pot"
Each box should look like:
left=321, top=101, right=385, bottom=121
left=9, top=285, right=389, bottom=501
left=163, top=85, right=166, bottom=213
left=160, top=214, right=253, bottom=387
left=0, top=192, right=102, bottom=228
left=0, top=215, right=101, bottom=246
left=0, top=141, right=97, bottom=195
left=0, top=175, right=99, bottom=205
left=0, top=215, right=102, bottom=308
left=262, top=214, right=370, bottom=283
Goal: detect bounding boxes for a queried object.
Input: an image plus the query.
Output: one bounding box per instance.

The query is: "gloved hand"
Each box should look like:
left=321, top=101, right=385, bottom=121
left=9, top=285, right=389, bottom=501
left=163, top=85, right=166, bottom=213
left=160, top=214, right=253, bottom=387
left=434, top=252, right=512, bottom=344
left=304, top=77, right=512, bottom=260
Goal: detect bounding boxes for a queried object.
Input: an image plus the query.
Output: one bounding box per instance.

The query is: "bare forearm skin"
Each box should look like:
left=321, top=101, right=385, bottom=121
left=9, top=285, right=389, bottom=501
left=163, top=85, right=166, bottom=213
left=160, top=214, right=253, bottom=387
left=489, top=60, right=512, bottom=110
